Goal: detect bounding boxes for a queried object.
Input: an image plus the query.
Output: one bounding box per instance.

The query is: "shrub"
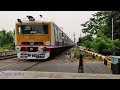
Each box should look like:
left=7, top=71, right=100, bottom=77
left=74, top=47, right=80, bottom=59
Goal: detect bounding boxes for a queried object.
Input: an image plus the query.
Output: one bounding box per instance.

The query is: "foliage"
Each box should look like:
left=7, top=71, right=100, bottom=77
left=78, top=11, right=120, bottom=56
left=112, top=40, right=120, bottom=55
left=74, top=47, right=80, bottom=59
left=0, top=29, right=15, bottom=51
left=81, top=11, right=120, bottom=40
left=77, top=35, right=93, bottom=49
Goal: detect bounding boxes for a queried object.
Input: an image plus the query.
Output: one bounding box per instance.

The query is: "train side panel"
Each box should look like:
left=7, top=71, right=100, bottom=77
left=51, top=23, right=55, bottom=46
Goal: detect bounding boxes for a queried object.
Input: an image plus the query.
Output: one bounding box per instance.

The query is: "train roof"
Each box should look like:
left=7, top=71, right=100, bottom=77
left=16, top=17, right=55, bottom=23
left=16, top=21, right=54, bottom=24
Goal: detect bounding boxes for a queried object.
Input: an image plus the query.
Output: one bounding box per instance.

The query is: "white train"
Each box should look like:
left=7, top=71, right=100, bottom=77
left=15, top=16, right=74, bottom=59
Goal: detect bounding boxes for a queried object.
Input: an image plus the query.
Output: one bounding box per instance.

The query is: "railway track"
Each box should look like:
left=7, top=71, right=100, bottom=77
left=0, top=51, right=17, bottom=60
left=0, top=57, right=57, bottom=72
left=23, top=61, right=42, bottom=71
left=0, top=48, right=112, bottom=76
left=0, top=59, right=28, bottom=69
left=0, top=48, right=74, bottom=72
left=23, top=49, right=74, bottom=71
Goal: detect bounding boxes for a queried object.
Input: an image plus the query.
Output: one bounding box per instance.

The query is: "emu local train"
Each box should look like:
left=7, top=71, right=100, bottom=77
left=15, top=16, right=74, bottom=59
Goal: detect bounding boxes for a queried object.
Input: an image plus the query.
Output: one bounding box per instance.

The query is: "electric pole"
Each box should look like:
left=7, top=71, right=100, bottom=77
left=74, top=33, right=75, bottom=46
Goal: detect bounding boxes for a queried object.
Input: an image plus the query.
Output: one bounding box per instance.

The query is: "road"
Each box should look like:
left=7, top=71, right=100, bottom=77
left=26, top=60, right=112, bottom=74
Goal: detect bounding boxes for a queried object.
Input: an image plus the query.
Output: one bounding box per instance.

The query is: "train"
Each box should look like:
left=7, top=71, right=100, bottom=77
left=15, top=16, right=74, bottom=60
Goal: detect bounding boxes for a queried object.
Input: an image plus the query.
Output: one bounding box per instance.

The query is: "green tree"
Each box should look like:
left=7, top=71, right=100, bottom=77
left=0, top=29, right=15, bottom=51
left=78, top=11, right=120, bottom=55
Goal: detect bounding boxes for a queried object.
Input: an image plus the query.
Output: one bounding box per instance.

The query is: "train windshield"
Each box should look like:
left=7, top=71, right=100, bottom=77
left=18, top=25, right=48, bottom=34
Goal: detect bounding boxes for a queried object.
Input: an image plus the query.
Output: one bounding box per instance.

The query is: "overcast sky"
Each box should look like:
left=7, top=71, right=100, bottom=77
left=0, top=11, right=97, bottom=42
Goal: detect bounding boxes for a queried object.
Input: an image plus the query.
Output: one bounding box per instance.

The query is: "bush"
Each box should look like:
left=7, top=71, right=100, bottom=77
left=92, top=37, right=115, bottom=55
left=112, top=40, right=120, bottom=55
left=74, top=47, right=80, bottom=59
left=0, top=30, right=15, bottom=51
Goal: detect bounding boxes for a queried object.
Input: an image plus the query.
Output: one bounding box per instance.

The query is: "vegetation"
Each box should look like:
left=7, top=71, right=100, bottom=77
left=0, top=29, right=15, bottom=51
left=78, top=11, right=120, bottom=56
left=74, top=47, right=80, bottom=59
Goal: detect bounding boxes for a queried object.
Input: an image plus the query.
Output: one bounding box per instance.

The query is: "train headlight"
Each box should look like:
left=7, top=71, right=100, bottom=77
left=15, top=46, right=21, bottom=51
left=46, top=41, right=50, bottom=45
left=38, top=46, right=44, bottom=52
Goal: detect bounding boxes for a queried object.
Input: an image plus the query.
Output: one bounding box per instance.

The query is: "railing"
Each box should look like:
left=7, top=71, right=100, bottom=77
left=82, top=49, right=120, bottom=74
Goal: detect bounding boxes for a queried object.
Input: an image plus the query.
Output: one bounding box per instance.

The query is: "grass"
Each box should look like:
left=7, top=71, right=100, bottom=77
left=0, top=46, right=13, bottom=52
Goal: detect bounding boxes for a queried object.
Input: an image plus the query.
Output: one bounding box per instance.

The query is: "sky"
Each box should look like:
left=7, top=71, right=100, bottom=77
left=0, top=11, right=97, bottom=42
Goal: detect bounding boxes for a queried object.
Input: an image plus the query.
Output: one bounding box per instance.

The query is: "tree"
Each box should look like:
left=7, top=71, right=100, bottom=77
left=0, top=29, right=15, bottom=50
left=77, top=35, right=93, bottom=49
left=80, top=11, right=120, bottom=40
left=78, top=11, right=120, bottom=55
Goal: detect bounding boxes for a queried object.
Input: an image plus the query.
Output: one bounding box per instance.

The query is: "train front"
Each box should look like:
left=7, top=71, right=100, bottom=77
left=15, top=18, right=51, bottom=60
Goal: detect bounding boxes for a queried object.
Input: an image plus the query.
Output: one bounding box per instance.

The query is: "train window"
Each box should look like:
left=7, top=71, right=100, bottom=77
left=24, top=25, right=32, bottom=34
left=32, top=25, right=48, bottom=34
left=18, top=25, right=26, bottom=34
left=57, top=29, right=60, bottom=39
left=18, top=26, right=21, bottom=34
left=53, top=26, right=56, bottom=40
left=62, top=33, right=63, bottom=37
left=18, top=25, right=48, bottom=34
left=59, top=32, right=62, bottom=40
left=55, top=27, right=58, bottom=41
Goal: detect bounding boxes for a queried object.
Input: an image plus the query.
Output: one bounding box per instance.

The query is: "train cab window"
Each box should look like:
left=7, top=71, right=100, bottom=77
left=18, top=25, right=48, bottom=34
left=18, top=26, right=21, bottom=34
left=18, top=25, right=32, bottom=34
left=33, top=25, right=48, bottom=34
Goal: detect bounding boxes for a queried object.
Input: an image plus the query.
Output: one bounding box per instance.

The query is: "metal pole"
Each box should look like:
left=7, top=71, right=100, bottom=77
left=112, top=18, right=113, bottom=40
left=74, top=33, right=75, bottom=46
left=78, top=54, right=84, bottom=73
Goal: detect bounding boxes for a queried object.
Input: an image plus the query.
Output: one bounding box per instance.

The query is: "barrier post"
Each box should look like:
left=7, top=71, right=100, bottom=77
left=78, top=54, right=84, bottom=73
